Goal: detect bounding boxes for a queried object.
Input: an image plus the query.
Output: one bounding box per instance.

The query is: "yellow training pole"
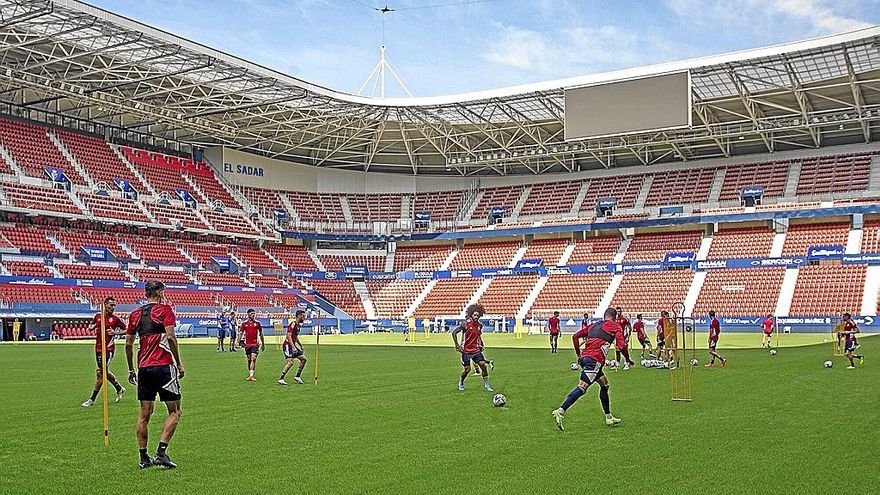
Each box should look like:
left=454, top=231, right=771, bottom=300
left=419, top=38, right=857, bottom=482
left=12, top=318, right=20, bottom=346
left=99, top=303, right=110, bottom=446
left=313, top=310, right=321, bottom=386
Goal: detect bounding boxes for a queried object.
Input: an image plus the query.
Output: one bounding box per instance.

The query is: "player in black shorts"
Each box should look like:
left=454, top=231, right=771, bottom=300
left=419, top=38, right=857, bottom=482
left=279, top=310, right=307, bottom=385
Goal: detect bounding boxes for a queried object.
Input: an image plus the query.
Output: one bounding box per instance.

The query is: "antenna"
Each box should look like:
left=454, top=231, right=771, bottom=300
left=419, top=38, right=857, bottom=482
left=356, top=4, right=413, bottom=97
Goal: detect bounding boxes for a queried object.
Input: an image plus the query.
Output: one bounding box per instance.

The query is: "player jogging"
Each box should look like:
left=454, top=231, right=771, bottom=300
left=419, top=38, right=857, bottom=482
left=761, top=314, right=774, bottom=348
left=278, top=310, right=307, bottom=385
left=551, top=307, right=629, bottom=431
left=452, top=304, right=494, bottom=392
left=614, top=307, right=634, bottom=370
left=548, top=311, right=561, bottom=354
left=633, top=314, right=654, bottom=359
left=840, top=313, right=864, bottom=369
left=705, top=311, right=727, bottom=367
left=125, top=281, right=184, bottom=469
left=81, top=297, right=127, bottom=407
left=240, top=309, right=265, bottom=381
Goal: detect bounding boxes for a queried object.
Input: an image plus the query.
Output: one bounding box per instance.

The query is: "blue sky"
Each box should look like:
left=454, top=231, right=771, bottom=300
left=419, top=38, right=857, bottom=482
left=88, top=0, right=880, bottom=97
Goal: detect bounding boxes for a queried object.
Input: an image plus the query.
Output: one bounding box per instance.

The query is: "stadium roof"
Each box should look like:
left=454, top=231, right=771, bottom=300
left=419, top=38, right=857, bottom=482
left=0, top=0, right=879, bottom=176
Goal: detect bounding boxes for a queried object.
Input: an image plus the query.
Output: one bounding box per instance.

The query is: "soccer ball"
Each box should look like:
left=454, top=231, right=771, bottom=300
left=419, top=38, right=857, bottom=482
left=770, top=349, right=777, bottom=356
left=690, top=358, right=699, bottom=366
left=492, top=394, right=507, bottom=407
left=824, top=360, right=833, bottom=368
left=570, top=362, right=580, bottom=371
left=640, top=359, right=647, bottom=367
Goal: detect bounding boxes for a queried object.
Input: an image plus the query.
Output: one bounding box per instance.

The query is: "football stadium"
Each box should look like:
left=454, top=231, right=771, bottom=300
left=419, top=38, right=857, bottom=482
left=1, top=0, right=879, bottom=493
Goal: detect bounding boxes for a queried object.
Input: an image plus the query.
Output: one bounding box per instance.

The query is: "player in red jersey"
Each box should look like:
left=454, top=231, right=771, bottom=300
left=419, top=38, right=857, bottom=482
left=705, top=311, right=727, bottom=367
left=839, top=313, right=864, bottom=369
left=548, top=311, right=561, bottom=354
left=761, top=314, right=774, bottom=348
left=240, top=309, right=265, bottom=381
left=81, top=297, right=128, bottom=407
left=614, top=307, right=635, bottom=370
left=278, top=310, right=307, bottom=385
left=551, top=308, right=629, bottom=431
left=125, top=281, right=184, bottom=469
left=452, top=304, right=494, bottom=392
left=656, top=311, right=668, bottom=359
left=581, top=313, right=591, bottom=332
left=633, top=314, right=654, bottom=359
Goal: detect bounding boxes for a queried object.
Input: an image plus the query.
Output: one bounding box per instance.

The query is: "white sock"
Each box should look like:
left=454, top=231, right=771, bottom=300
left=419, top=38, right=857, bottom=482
left=249, top=370, right=254, bottom=377
left=605, top=413, right=613, bottom=419
left=483, top=376, right=490, bottom=387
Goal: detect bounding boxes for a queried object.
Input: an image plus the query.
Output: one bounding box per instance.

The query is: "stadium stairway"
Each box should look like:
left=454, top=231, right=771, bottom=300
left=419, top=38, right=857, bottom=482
left=569, top=181, right=591, bottom=216
left=461, top=190, right=483, bottom=223
left=870, top=155, right=880, bottom=191
left=48, top=132, right=95, bottom=189
left=404, top=279, right=437, bottom=318
left=633, top=176, right=653, bottom=210
left=508, top=243, right=528, bottom=268
left=385, top=251, right=395, bottom=272
left=0, top=143, right=25, bottom=176
left=846, top=227, right=863, bottom=254
left=353, top=280, right=375, bottom=319
left=861, top=265, right=880, bottom=316
left=683, top=271, right=707, bottom=317
left=277, top=194, right=301, bottom=223
left=67, top=190, right=91, bottom=216
left=112, top=145, right=157, bottom=196
left=339, top=196, right=354, bottom=224
left=774, top=267, right=799, bottom=316
left=594, top=273, right=623, bottom=318
left=696, top=233, right=713, bottom=261
left=557, top=242, right=577, bottom=266
left=517, top=276, right=548, bottom=319
left=707, top=169, right=726, bottom=204
left=769, top=231, right=786, bottom=257
left=47, top=235, right=70, bottom=255
left=309, top=251, right=327, bottom=271
left=181, top=174, right=211, bottom=205
left=510, top=187, right=531, bottom=220
left=464, top=278, right=493, bottom=316
left=783, top=162, right=802, bottom=198
left=612, top=237, right=630, bottom=264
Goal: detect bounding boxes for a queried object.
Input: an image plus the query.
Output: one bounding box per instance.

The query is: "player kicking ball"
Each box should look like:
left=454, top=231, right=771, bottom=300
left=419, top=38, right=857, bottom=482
left=705, top=311, right=727, bottom=367
left=240, top=309, right=265, bottom=381
left=452, top=304, right=494, bottom=392
left=840, top=313, right=864, bottom=369
left=278, top=310, right=307, bottom=385
left=551, top=307, right=630, bottom=431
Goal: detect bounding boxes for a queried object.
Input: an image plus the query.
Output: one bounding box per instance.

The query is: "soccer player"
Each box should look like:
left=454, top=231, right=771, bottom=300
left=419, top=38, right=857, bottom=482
left=125, top=281, right=184, bottom=469
left=705, top=310, right=727, bottom=367
left=278, top=310, right=307, bottom=385
left=840, top=313, right=864, bottom=369
left=550, top=307, right=629, bottom=431
left=217, top=310, right=231, bottom=352
left=761, top=314, right=774, bottom=348
left=240, top=309, right=265, bottom=381
left=81, top=297, right=127, bottom=407
left=656, top=311, right=668, bottom=359
left=452, top=303, right=493, bottom=392
left=548, top=311, right=561, bottom=354
left=228, top=311, right=240, bottom=351
left=633, top=314, right=654, bottom=359
left=614, top=307, right=634, bottom=370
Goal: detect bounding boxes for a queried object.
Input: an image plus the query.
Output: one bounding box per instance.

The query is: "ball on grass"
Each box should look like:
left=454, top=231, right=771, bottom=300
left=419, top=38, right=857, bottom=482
left=824, top=360, right=833, bottom=368
left=770, top=349, right=777, bottom=356
left=492, top=393, right=507, bottom=407
left=690, top=358, right=699, bottom=367
left=570, top=362, right=580, bottom=371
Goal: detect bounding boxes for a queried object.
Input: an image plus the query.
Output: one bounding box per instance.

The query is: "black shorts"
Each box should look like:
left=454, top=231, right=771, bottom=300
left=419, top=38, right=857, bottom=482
left=578, top=356, right=605, bottom=385
left=283, top=343, right=303, bottom=359
left=709, top=340, right=718, bottom=349
left=657, top=338, right=666, bottom=347
left=95, top=351, right=114, bottom=369
left=245, top=345, right=260, bottom=357
left=137, top=365, right=181, bottom=402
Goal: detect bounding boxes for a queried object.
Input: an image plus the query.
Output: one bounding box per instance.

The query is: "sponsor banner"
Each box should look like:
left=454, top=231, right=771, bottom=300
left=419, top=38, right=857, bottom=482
left=472, top=268, right=514, bottom=278
left=414, top=212, right=431, bottom=222
left=694, top=259, right=728, bottom=270
left=546, top=266, right=572, bottom=275
left=79, top=246, right=112, bottom=262
left=367, top=272, right=397, bottom=280
left=842, top=254, right=880, bottom=265
left=516, top=258, right=543, bottom=270
left=660, top=205, right=684, bottom=216
left=807, top=245, right=844, bottom=259
left=273, top=209, right=288, bottom=219
left=597, top=197, right=617, bottom=208
left=618, top=262, right=665, bottom=273
left=176, top=188, right=195, bottom=203
left=343, top=265, right=369, bottom=275
left=114, top=178, right=135, bottom=192
left=489, top=206, right=508, bottom=218
left=740, top=186, right=765, bottom=198
left=44, top=167, right=67, bottom=182
left=664, top=252, right=695, bottom=265
left=211, top=257, right=232, bottom=270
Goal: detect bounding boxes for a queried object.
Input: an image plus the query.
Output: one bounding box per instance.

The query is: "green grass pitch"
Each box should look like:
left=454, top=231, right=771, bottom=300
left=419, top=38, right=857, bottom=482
left=1, top=335, right=877, bottom=494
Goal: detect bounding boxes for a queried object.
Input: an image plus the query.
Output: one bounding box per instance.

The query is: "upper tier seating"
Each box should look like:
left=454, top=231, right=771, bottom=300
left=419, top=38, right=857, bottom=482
left=119, top=146, right=212, bottom=196
left=707, top=227, right=775, bottom=259
left=163, top=290, right=217, bottom=307
left=448, top=241, right=520, bottom=270
left=646, top=168, right=716, bottom=206
left=196, top=272, right=248, bottom=286
left=719, top=159, right=789, bottom=201
left=287, top=192, right=345, bottom=222
left=797, top=153, right=872, bottom=195
left=414, top=277, right=482, bottom=318
left=239, top=187, right=284, bottom=217
left=473, top=185, right=524, bottom=219
left=393, top=244, right=453, bottom=272
left=56, top=232, right=125, bottom=260
left=233, top=247, right=282, bottom=271
left=202, top=209, right=260, bottom=236
left=861, top=220, right=880, bottom=253
left=0, top=226, right=56, bottom=254
left=3, top=182, right=82, bottom=215
left=519, top=180, right=581, bottom=217
left=781, top=222, right=850, bottom=257
left=0, top=119, right=85, bottom=184
left=789, top=265, right=866, bottom=316
left=57, top=263, right=126, bottom=281
left=78, top=192, right=147, bottom=223
left=611, top=269, right=694, bottom=313
left=0, top=284, right=78, bottom=305
left=129, top=268, right=192, bottom=284
left=566, top=236, right=621, bottom=265
left=186, top=173, right=240, bottom=207
left=413, top=190, right=463, bottom=221
left=145, top=202, right=209, bottom=230
left=623, top=230, right=703, bottom=262
left=310, top=279, right=365, bottom=319
left=4, top=260, right=52, bottom=278
left=368, top=279, right=428, bottom=318
left=477, top=275, right=538, bottom=317
left=78, top=287, right=144, bottom=306
left=319, top=254, right=387, bottom=273
left=122, top=237, right=191, bottom=265
left=56, top=131, right=147, bottom=191
left=692, top=268, right=785, bottom=316
left=218, top=292, right=275, bottom=309
left=580, top=174, right=642, bottom=211
left=249, top=274, right=287, bottom=288
left=263, top=244, right=317, bottom=270
left=529, top=273, right=613, bottom=318
left=346, top=193, right=402, bottom=222
left=179, top=242, right=231, bottom=266
left=522, top=238, right=569, bottom=266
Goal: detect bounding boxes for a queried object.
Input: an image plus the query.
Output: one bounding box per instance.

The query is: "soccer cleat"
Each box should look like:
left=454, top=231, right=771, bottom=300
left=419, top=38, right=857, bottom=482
left=721, top=359, right=727, bottom=367
left=277, top=379, right=288, bottom=385
left=115, top=387, right=126, bottom=403
left=138, top=456, right=154, bottom=469
left=81, top=398, right=94, bottom=408
left=246, top=376, right=256, bottom=382
left=551, top=409, right=565, bottom=431
left=605, top=415, right=622, bottom=427
left=293, top=377, right=304, bottom=384
left=152, top=453, right=177, bottom=469
left=846, top=365, right=856, bottom=369
left=457, top=383, right=465, bottom=391
left=859, top=356, right=864, bottom=365
left=623, top=363, right=630, bottom=371
left=705, top=363, right=715, bottom=368
left=484, top=386, right=494, bottom=392
left=488, top=360, right=495, bottom=371
left=216, top=349, right=221, bottom=353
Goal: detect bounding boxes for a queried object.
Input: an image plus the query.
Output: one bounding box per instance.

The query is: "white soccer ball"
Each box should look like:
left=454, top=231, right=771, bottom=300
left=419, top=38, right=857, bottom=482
left=570, top=362, right=580, bottom=371
left=690, top=358, right=699, bottom=367
left=492, top=393, right=507, bottom=407
left=640, top=359, right=647, bottom=367
left=822, top=339, right=828, bottom=344
left=770, top=349, right=777, bottom=356
left=824, top=360, right=833, bottom=368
